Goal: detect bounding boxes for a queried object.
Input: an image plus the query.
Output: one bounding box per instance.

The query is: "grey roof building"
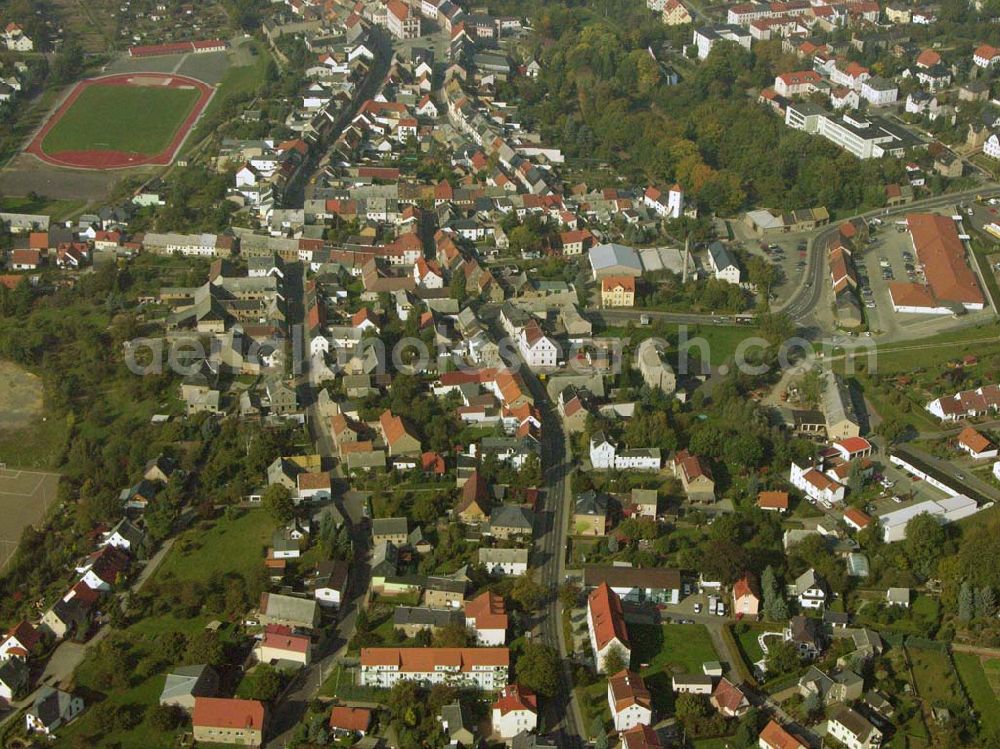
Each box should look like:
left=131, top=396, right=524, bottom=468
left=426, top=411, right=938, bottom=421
left=588, top=243, right=643, bottom=279
left=159, top=664, right=219, bottom=709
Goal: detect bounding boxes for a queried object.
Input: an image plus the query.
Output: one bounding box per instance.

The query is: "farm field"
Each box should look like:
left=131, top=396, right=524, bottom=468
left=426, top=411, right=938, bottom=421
left=41, top=83, right=201, bottom=156
left=955, top=653, right=1000, bottom=734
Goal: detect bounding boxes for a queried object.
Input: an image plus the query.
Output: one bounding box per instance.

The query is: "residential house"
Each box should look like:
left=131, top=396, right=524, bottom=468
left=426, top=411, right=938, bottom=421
left=636, top=338, right=676, bottom=395
left=785, top=615, right=825, bottom=658
left=328, top=706, right=372, bottom=737
left=492, top=684, right=538, bottom=739
left=957, top=426, right=998, bottom=460
left=256, top=624, right=311, bottom=666
left=192, top=698, right=266, bottom=747
left=0, top=658, right=28, bottom=701
left=574, top=490, right=609, bottom=536
left=372, top=517, right=409, bottom=546
left=711, top=678, right=749, bottom=717
left=159, top=665, right=220, bottom=710
left=621, top=725, right=664, bottom=749
left=794, top=569, right=828, bottom=609
left=827, top=706, right=882, bottom=749
left=479, top=548, right=528, bottom=576
left=457, top=471, right=491, bottom=523
left=707, top=242, right=742, bottom=284
left=758, top=720, right=808, bottom=749
left=392, top=607, right=463, bottom=637
left=608, top=670, right=653, bottom=731
left=440, top=700, right=476, bottom=746
left=25, top=688, right=84, bottom=736
left=0, top=621, right=40, bottom=661
left=358, top=647, right=510, bottom=690
left=258, top=593, right=320, bottom=629
left=311, top=560, right=349, bottom=608
left=587, top=583, right=631, bottom=673
left=886, top=587, right=910, bottom=607
left=631, top=488, right=658, bottom=518
left=465, top=591, right=508, bottom=645
left=380, top=410, right=422, bottom=456
left=732, top=574, right=760, bottom=618
left=601, top=276, right=636, bottom=307
left=798, top=666, right=864, bottom=705
left=673, top=450, right=716, bottom=502
left=489, top=504, right=534, bottom=540
left=790, top=462, right=846, bottom=505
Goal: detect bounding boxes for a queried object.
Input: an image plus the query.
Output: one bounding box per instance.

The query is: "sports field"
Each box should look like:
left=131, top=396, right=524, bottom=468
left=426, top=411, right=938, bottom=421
left=27, top=73, right=214, bottom=169
left=0, top=466, right=60, bottom=570
left=42, top=83, right=199, bottom=155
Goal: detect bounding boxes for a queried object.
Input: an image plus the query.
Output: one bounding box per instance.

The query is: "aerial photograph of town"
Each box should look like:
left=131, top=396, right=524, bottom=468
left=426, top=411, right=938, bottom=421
left=1, top=0, right=1000, bottom=747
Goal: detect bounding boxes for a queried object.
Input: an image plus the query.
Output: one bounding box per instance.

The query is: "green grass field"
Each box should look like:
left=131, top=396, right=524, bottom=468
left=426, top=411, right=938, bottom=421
left=629, top=623, right=720, bottom=714
left=907, top=645, right=966, bottom=709
left=42, top=83, right=201, bottom=155
left=955, top=653, right=1000, bottom=734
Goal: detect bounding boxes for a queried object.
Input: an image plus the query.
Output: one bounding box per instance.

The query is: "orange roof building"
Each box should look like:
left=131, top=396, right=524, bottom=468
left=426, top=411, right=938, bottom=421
left=607, top=669, right=653, bottom=731
left=464, top=591, right=508, bottom=644
left=757, top=490, right=789, bottom=512
left=587, top=583, right=630, bottom=673
left=759, top=719, right=808, bottom=749
left=359, top=647, right=509, bottom=689
left=192, top=698, right=266, bottom=746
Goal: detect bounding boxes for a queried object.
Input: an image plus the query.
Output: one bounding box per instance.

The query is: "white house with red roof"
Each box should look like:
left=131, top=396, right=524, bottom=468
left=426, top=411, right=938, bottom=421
left=774, top=71, right=821, bottom=97
left=790, top=462, right=846, bottom=504
left=465, top=591, right=508, bottom=645
left=2, top=23, right=33, bottom=51
left=843, top=507, right=872, bottom=532
left=413, top=257, right=444, bottom=289
left=759, top=719, right=808, bottom=749
left=517, top=320, right=559, bottom=369
left=607, top=669, right=653, bottom=731
left=192, top=697, right=266, bottom=747
left=255, top=624, right=311, bottom=666
left=0, top=622, right=40, bottom=661
left=358, top=647, right=510, bottom=690
left=588, top=583, right=631, bottom=673
left=974, top=44, right=1000, bottom=68
left=491, top=684, right=538, bottom=738
left=710, top=677, right=749, bottom=717
left=643, top=184, right=684, bottom=219
left=386, top=0, right=421, bottom=38
left=957, top=426, right=998, bottom=460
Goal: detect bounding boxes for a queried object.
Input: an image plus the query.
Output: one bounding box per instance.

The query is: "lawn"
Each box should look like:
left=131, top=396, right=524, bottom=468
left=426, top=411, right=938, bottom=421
left=629, top=623, right=719, bottom=714
left=954, top=653, right=1000, bottom=734
left=42, top=83, right=201, bottom=156
left=155, top=507, right=274, bottom=583
left=906, top=644, right=967, bottom=710
left=0, top=195, right=88, bottom=221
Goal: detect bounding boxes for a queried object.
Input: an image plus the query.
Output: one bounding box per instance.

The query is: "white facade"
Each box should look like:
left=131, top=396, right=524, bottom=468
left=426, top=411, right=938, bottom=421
left=609, top=687, right=652, bottom=731
left=789, top=462, right=846, bottom=504
left=985, top=134, right=1000, bottom=160
left=358, top=653, right=508, bottom=691
left=827, top=710, right=882, bottom=749
left=590, top=437, right=617, bottom=469
left=860, top=79, right=898, bottom=107
left=692, top=25, right=751, bottom=60
left=518, top=329, right=559, bottom=369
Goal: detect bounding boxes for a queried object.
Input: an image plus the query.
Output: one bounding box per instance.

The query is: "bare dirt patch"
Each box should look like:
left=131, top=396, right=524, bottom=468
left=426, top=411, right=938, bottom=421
left=0, top=361, right=43, bottom=432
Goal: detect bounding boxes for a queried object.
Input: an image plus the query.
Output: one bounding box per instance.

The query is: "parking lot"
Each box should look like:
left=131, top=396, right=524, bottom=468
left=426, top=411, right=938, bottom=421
left=855, top=219, right=919, bottom=335
left=732, top=226, right=814, bottom=304
left=865, top=455, right=951, bottom=516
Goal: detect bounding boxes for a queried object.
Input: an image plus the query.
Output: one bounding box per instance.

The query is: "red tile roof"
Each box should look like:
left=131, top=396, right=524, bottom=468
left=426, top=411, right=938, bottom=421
left=958, top=426, right=994, bottom=454
left=588, top=583, right=629, bottom=651
left=493, top=684, right=537, bottom=716
left=360, top=647, right=509, bottom=671
left=192, top=697, right=265, bottom=731
left=907, top=213, right=983, bottom=307
left=759, top=719, right=808, bottom=749
left=608, top=670, right=651, bottom=712
left=465, top=591, right=508, bottom=631
left=329, top=706, right=371, bottom=733
left=622, top=724, right=663, bottom=749
left=757, top=491, right=789, bottom=510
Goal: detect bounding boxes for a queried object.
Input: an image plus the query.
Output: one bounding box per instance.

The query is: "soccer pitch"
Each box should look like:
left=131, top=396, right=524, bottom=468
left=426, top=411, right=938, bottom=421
left=40, top=82, right=202, bottom=156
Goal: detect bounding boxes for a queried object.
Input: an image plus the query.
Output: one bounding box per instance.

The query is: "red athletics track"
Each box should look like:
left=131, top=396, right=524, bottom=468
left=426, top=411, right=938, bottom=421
left=25, top=73, right=214, bottom=170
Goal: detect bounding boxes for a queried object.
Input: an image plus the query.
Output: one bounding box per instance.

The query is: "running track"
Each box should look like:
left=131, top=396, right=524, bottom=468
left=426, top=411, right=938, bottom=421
left=25, top=72, right=215, bottom=170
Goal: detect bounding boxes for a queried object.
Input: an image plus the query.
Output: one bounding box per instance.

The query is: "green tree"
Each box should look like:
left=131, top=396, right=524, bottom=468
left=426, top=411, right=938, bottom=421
left=765, top=639, right=800, bottom=675
left=602, top=644, right=629, bottom=675
left=510, top=576, right=547, bottom=611
left=261, top=484, right=295, bottom=525
left=904, top=513, right=946, bottom=579
left=237, top=664, right=283, bottom=701
left=976, top=587, right=996, bottom=619
left=516, top=642, right=560, bottom=697
left=958, top=580, right=974, bottom=622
